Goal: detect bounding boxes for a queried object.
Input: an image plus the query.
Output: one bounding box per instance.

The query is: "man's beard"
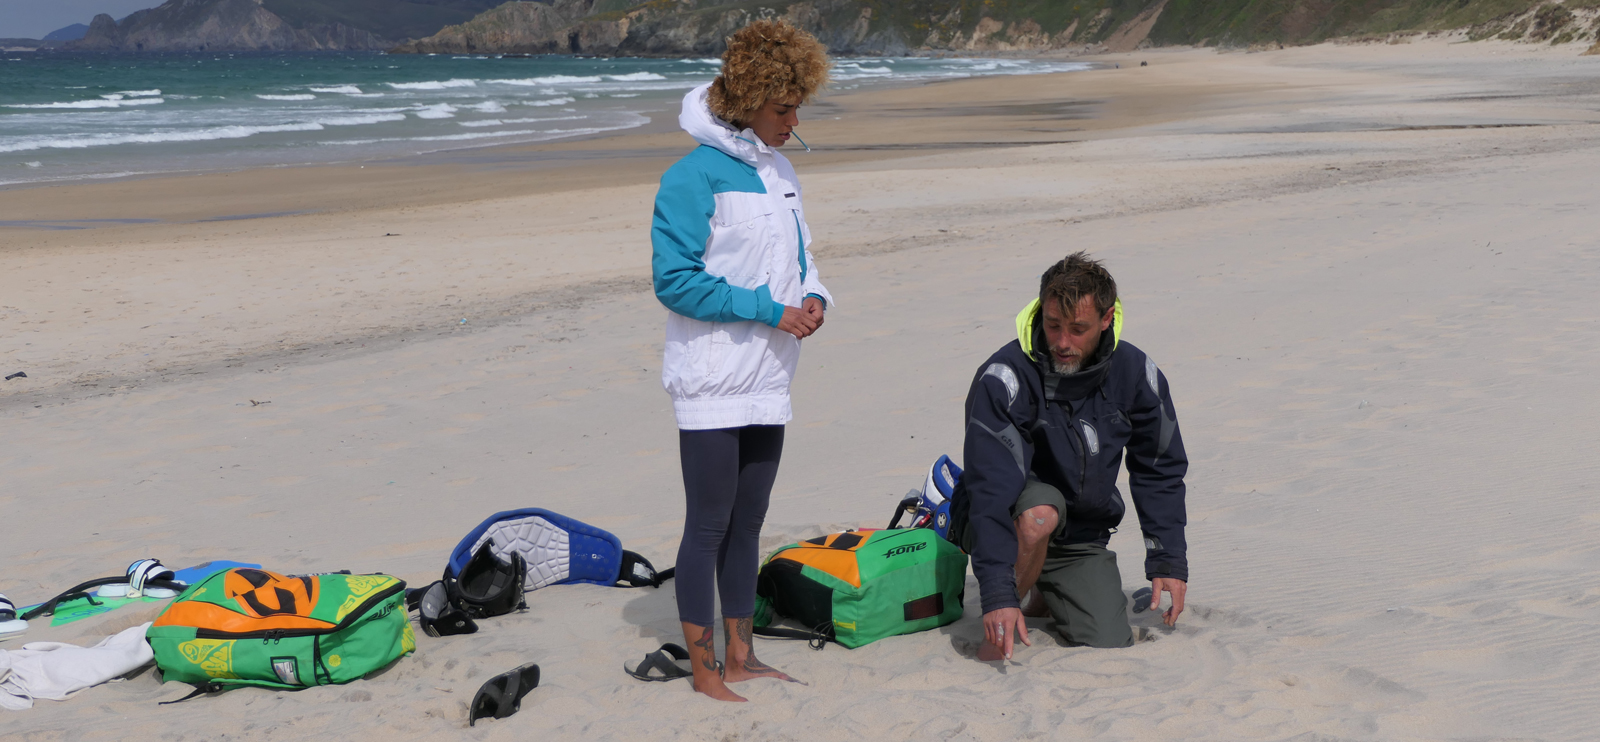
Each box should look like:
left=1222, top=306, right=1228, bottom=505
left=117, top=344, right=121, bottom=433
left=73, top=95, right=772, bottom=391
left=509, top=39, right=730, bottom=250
left=1049, top=329, right=1102, bottom=375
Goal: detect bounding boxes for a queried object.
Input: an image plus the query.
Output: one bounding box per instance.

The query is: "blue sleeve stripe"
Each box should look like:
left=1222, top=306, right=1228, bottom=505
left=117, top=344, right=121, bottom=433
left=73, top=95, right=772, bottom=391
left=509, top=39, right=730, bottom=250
left=652, top=150, right=783, bottom=327
left=793, top=211, right=807, bottom=283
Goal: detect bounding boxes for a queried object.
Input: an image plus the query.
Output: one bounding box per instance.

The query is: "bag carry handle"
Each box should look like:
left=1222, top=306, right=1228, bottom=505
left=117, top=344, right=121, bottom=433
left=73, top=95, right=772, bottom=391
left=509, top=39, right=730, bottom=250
left=886, top=495, right=921, bottom=530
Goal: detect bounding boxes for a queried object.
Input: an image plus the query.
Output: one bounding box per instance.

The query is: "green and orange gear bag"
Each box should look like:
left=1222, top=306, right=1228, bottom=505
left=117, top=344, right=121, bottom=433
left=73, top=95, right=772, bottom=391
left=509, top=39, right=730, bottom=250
left=146, top=568, right=415, bottom=693
left=753, top=528, right=967, bottom=649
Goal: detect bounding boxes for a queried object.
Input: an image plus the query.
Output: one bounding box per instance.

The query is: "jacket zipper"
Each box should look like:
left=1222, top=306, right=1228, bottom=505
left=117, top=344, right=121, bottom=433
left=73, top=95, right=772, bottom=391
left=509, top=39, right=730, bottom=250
left=192, top=580, right=405, bottom=641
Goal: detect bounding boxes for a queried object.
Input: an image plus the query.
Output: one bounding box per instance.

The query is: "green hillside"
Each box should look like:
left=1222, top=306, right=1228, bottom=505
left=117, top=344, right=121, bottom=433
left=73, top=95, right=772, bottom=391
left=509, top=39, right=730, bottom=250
left=396, top=0, right=1600, bottom=55
left=1149, top=0, right=1555, bottom=45
left=847, top=0, right=1570, bottom=46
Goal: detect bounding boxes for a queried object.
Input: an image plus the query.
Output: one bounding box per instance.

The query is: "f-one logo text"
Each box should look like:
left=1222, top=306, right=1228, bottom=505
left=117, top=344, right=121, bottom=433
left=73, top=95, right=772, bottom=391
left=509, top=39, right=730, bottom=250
left=884, top=542, right=927, bottom=559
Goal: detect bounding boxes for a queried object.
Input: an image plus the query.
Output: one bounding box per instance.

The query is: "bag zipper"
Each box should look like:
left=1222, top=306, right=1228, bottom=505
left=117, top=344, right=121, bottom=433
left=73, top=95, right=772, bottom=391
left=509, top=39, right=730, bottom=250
left=192, top=579, right=405, bottom=641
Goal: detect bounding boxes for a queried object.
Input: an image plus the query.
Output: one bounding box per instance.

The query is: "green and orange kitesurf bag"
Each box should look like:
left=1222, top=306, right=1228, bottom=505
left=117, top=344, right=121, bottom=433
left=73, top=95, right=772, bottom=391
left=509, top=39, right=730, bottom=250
left=146, top=568, right=414, bottom=692
left=753, top=528, right=967, bottom=648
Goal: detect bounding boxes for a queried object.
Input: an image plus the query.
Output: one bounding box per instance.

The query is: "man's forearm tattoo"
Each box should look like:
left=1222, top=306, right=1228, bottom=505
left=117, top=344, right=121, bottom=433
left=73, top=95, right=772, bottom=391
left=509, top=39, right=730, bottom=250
left=693, top=625, right=717, bottom=671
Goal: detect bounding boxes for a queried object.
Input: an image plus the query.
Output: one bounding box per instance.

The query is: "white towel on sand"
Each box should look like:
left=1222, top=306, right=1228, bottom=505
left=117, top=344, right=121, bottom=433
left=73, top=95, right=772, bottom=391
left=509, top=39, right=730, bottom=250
left=1, top=622, right=153, bottom=710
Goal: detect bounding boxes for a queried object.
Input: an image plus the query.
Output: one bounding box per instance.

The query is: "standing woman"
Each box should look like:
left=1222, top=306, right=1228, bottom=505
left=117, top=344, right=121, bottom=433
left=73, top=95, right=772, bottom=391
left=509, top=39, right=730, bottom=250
left=651, top=20, right=832, bottom=702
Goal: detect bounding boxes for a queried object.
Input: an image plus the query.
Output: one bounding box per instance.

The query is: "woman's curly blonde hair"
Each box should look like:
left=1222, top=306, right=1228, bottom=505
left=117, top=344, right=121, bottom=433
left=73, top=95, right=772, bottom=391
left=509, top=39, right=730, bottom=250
left=707, top=20, right=831, bottom=129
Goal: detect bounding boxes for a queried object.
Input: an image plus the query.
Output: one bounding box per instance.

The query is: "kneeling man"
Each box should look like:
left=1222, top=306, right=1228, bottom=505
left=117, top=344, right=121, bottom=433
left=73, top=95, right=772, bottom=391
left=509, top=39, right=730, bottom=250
left=950, top=252, right=1189, bottom=660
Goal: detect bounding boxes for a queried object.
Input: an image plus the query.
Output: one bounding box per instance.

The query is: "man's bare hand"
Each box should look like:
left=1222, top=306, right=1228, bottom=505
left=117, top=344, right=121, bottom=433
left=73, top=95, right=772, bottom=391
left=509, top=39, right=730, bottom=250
left=776, top=306, right=819, bottom=339
left=802, top=296, right=825, bottom=332
left=1150, top=577, right=1187, bottom=627
left=980, top=606, right=1031, bottom=660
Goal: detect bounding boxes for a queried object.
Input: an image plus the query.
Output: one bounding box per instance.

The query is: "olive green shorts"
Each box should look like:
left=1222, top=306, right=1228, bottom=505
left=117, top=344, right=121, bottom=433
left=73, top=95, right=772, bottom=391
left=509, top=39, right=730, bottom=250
left=959, top=477, right=1069, bottom=553
left=960, top=478, right=1134, bottom=649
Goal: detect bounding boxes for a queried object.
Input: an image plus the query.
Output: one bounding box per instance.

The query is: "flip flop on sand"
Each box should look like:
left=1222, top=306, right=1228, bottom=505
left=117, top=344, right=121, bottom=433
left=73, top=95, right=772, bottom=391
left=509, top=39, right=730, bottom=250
left=468, top=662, right=540, bottom=726
left=0, top=593, right=27, bottom=637
left=624, top=643, right=698, bottom=682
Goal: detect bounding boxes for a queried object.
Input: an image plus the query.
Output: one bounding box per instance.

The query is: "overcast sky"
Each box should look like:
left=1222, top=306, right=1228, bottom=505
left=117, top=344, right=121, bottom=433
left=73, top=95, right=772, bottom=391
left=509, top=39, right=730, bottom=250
left=0, top=0, right=163, bottom=39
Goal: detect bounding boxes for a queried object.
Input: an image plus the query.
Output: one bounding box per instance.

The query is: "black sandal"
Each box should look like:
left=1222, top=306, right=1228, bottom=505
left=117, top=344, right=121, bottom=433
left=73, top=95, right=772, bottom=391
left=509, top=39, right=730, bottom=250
left=468, top=662, right=540, bottom=726
left=623, top=643, right=694, bottom=682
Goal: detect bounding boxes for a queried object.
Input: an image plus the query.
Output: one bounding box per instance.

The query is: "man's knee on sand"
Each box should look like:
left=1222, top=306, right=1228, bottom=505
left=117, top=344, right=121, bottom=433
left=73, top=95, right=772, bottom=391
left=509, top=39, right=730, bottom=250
left=1014, top=504, right=1058, bottom=546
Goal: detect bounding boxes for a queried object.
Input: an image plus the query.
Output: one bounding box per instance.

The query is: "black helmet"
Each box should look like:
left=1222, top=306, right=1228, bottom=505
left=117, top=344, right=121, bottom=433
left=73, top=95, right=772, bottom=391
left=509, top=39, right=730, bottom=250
left=445, top=543, right=527, bottom=619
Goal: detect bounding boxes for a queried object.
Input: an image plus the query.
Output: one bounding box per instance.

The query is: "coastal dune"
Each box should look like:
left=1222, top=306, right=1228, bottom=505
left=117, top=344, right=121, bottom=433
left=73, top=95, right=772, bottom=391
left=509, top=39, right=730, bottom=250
left=4, top=39, right=1599, bottom=740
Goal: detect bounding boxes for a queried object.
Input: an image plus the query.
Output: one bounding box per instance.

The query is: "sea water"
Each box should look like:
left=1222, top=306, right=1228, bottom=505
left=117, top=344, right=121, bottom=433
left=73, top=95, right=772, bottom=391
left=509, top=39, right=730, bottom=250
left=0, top=52, right=1090, bottom=187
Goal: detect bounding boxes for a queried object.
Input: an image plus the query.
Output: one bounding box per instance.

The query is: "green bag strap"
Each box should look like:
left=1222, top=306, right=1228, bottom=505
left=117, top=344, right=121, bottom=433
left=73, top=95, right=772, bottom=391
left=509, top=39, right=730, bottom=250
left=159, top=681, right=226, bottom=705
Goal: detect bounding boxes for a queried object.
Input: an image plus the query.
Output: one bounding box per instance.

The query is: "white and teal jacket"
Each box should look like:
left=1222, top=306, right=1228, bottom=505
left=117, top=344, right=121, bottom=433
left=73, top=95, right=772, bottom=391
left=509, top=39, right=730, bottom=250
left=652, top=83, right=833, bottom=430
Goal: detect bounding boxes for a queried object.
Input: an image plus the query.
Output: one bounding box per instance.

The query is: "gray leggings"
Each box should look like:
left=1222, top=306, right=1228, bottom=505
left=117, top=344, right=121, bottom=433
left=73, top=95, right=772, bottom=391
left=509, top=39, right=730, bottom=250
left=675, top=425, right=784, bottom=627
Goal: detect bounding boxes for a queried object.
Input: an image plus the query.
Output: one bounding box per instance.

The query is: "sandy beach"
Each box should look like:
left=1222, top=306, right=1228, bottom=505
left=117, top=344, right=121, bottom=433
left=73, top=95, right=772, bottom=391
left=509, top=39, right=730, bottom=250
left=4, top=35, right=1600, bottom=740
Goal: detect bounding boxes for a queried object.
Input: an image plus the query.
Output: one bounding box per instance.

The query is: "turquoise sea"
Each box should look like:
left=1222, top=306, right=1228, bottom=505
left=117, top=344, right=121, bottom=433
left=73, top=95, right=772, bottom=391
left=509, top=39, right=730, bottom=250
left=0, top=52, right=1091, bottom=187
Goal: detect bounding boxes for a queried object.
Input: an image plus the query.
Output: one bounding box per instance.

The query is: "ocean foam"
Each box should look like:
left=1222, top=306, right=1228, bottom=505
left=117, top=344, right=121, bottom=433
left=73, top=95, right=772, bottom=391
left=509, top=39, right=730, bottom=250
left=257, top=94, right=317, bottom=101
left=467, top=101, right=507, bottom=113
left=387, top=79, right=477, bottom=90
left=596, top=84, right=696, bottom=93
left=417, top=120, right=645, bottom=143
left=117, top=89, right=162, bottom=97
left=605, top=72, right=666, bottom=82
left=487, top=75, right=602, bottom=86
left=457, top=115, right=584, bottom=127
left=0, top=114, right=405, bottom=154
left=521, top=97, right=575, bottom=107
left=332, top=113, right=646, bottom=148
left=414, top=103, right=458, bottom=119
left=7, top=97, right=165, bottom=109
left=310, top=85, right=363, bottom=94
left=315, top=113, right=408, bottom=126
left=0, top=123, right=323, bottom=153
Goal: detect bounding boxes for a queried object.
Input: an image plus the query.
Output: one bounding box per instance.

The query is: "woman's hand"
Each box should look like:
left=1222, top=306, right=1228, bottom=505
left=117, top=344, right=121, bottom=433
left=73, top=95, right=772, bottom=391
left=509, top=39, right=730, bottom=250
left=802, top=296, right=825, bottom=332
left=777, top=306, right=819, bottom=339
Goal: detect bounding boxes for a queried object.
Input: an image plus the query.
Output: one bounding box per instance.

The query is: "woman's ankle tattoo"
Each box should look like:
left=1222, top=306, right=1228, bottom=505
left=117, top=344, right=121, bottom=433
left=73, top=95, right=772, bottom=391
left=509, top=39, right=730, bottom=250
left=726, top=617, right=778, bottom=673
left=692, top=625, right=717, bottom=671
left=728, top=617, right=754, bottom=648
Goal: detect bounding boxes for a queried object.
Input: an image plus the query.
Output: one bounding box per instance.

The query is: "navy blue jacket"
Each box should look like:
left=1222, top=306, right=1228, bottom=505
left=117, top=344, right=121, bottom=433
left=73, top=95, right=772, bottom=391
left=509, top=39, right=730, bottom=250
left=952, top=300, right=1189, bottom=614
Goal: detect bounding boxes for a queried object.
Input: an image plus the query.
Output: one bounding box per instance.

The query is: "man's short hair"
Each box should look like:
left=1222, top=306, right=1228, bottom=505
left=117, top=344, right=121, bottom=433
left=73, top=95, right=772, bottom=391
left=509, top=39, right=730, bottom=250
left=1039, top=251, right=1118, bottom=320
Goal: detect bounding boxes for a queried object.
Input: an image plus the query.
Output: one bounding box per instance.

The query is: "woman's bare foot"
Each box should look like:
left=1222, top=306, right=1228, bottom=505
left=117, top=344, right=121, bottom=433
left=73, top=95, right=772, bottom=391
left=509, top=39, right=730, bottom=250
left=722, top=617, right=805, bottom=685
left=681, top=622, right=747, bottom=702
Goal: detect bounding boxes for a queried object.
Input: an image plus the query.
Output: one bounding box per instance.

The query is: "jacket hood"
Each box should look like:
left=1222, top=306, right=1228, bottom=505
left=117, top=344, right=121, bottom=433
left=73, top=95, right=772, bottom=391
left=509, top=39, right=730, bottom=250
left=679, top=83, right=767, bottom=167
left=1016, top=297, right=1124, bottom=401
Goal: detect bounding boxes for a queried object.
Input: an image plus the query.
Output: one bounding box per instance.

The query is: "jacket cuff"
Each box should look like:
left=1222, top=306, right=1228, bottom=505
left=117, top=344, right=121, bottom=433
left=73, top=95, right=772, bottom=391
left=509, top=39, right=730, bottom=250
left=804, top=293, right=826, bottom=310
left=753, top=286, right=784, bottom=328
left=978, top=576, right=1020, bottom=614
left=1144, top=557, right=1188, bottom=582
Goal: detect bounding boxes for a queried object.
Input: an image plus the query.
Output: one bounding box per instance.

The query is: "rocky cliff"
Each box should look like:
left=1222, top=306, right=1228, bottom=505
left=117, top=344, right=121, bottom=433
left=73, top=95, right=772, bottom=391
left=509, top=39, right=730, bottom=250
left=389, top=0, right=1109, bottom=56
left=71, top=0, right=388, bottom=51
left=66, top=0, right=504, bottom=52
left=390, top=0, right=1600, bottom=56
left=53, top=0, right=1600, bottom=55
